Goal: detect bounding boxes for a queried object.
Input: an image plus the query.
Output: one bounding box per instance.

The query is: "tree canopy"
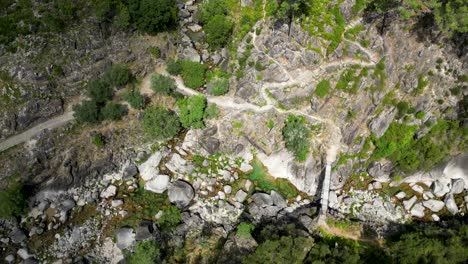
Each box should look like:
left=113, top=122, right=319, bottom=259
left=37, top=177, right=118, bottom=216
left=142, top=106, right=181, bottom=140
left=177, top=95, right=207, bottom=129
left=282, top=115, right=311, bottom=161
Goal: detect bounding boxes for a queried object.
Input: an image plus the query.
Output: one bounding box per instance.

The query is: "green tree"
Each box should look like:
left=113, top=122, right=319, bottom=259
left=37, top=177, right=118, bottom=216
left=100, top=102, right=127, bottom=121
left=104, top=64, right=132, bottom=88
left=114, top=3, right=130, bottom=29
left=180, top=60, right=207, bottom=89
left=205, top=15, right=233, bottom=49
left=142, top=106, right=181, bottom=139
left=177, top=95, right=207, bottom=128
left=127, top=240, right=161, bottom=264
left=197, top=0, right=228, bottom=25
left=73, top=100, right=100, bottom=123
left=134, top=0, right=178, bottom=34
left=282, top=115, right=311, bottom=161
left=123, top=89, right=146, bottom=109
left=91, top=0, right=113, bottom=22
left=87, top=79, right=113, bottom=103
left=151, top=73, right=176, bottom=95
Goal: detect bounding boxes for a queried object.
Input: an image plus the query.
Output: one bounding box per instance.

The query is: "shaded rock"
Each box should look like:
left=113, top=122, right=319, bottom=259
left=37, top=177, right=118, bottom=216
left=123, top=164, right=138, bottom=179
left=451, top=178, right=464, bottom=194
left=422, top=199, right=445, bottom=212
left=251, top=193, right=273, bottom=207
left=444, top=193, right=458, bottom=215
left=168, top=180, right=195, bottom=208
left=135, top=221, right=154, bottom=241
left=369, top=108, right=397, bottom=137
left=218, top=233, right=258, bottom=264
left=201, top=137, right=220, bottom=154
left=403, top=196, right=417, bottom=211
left=270, top=190, right=287, bottom=208
left=410, top=203, right=425, bottom=218
left=367, top=161, right=392, bottom=182
left=9, top=228, right=26, bottom=244
left=17, top=248, right=33, bottom=260
left=5, top=255, right=14, bottom=263
left=431, top=180, right=450, bottom=197
left=178, top=46, right=200, bottom=62
left=145, top=175, right=170, bottom=193
left=235, top=190, right=248, bottom=203
left=116, top=228, right=135, bottom=249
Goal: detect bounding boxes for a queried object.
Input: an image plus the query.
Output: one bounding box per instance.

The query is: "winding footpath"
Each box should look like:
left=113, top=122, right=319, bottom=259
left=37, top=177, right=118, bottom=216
left=0, top=111, right=74, bottom=152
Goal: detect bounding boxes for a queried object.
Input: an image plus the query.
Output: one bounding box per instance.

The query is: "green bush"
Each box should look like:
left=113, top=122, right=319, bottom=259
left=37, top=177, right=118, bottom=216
left=209, top=78, right=229, bottom=96
left=142, top=106, right=181, bottom=140
left=0, top=182, right=27, bottom=218
left=87, top=79, right=113, bottom=104
left=73, top=100, right=100, bottom=124
left=123, top=90, right=146, bottom=109
left=166, top=59, right=182, bottom=76
left=204, top=104, right=219, bottom=119
left=197, top=0, right=228, bottom=25
left=415, top=111, right=426, bottom=119
left=114, top=3, right=130, bottom=29
left=148, top=46, right=161, bottom=58
left=132, top=0, right=178, bottom=34
left=282, top=115, right=311, bottom=161
left=243, top=236, right=314, bottom=264
left=180, top=60, right=207, bottom=89
left=177, top=95, right=207, bottom=128
left=236, top=222, right=255, bottom=238
left=396, top=101, right=410, bottom=119
left=371, top=122, right=417, bottom=160
left=157, top=205, right=181, bottom=230
left=104, top=64, right=132, bottom=88
left=127, top=240, right=161, bottom=264
left=91, top=133, right=105, bottom=147
left=100, top=102, right=127, bottom=121
left=315, top=80, right=330, bottom=98
left=205, top=14, right=233, bottom=49
left=151, top=73, right=176, bottom=95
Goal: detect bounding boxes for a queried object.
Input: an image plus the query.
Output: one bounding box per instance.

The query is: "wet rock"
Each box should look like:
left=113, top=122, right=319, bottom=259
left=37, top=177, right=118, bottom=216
left=451, top=178, right=465, bottom=194
left=168, top=180, right=195, bottom=208
left=422, top=199, right=445, bottom=212
left=410, top=203, right=425, bottom=218
left=444, top=193, right=458, bottom=215
left=145, top=175, right=170, bottom=194
left=116, top=228, right=135, bottom=249
left=235, top=190, right=248, bottom=203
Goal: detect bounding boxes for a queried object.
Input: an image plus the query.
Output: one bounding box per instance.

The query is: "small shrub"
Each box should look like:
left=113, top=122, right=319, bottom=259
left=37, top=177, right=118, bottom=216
left=180, top=60, right=207, bottom=89
left=255, top=62, right=266, bottom=71
left=127, top=240, right=161, bottom=264
left=100, top=102, right=127, bottom=121
left=151, top=73, right=175, bottom=95
left=396, top=101, right=410, bottom=119
left=148, top=46, right=161, bottom=58
left=142, top=106, right=181, bottom=140
left=266, top=120, right=274, bottom=129
left=91, top=133, right=105, bottom=147
left=205, top=14, right=233, bottom=49
left=315, top=80, right=330, bottom=98
left=0, top=182, right=27, bottom=218
left=73, top=100, right=100, bottom=123
left=177, top=95, right=207, bottom=128
left=166, top=59, right=182, bottom=75
left=103, top=64, right=132, bottom=88
left=237, top=222, right=255, bottom=238
left=415, top=111, right=426, bottom=119
left=87, top=79, right=113, bottom=103
left=209, top=78, right=229, bottom=96
left=157, top=205, right=181, bottom=230
left=204, top=104, right=219, bottom=119
left=123, top=90, right=146, bottom=109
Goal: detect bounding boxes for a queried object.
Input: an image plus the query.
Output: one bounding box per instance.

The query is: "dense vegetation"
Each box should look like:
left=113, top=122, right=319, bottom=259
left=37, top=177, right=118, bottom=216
left=180, top=60, right=207, bottom=89
left=142, top=106, right=181, bottom=140
left=282, top=115, right=311, bottom=161
left=371, top=120, right=466, bottom=173
left=151, top=73, right=176, bottom=95
left=73, top=64, right=132, bottom=124
left=126, top=240, right=161, bottom=264
left=123, top=89, right=146, bottom=110
left=0, top=181, right=27, bottom=218
left=197, top=0, right=232, bottom=49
